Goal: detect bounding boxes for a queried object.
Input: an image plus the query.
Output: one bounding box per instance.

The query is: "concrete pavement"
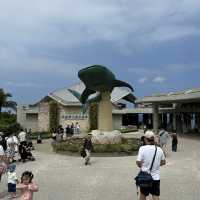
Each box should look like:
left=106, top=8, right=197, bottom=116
left=0, top=136, right=200, bottom=200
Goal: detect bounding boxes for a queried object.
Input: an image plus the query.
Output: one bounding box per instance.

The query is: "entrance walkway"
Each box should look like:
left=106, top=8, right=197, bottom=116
left=0, top=136, right=199, bottom=200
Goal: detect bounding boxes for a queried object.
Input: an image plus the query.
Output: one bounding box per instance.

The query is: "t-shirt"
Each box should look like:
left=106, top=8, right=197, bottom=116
left=7, top=136, right=15, bottom=146
left=137, top=145, right=165, bottom=180
left=159, top=130, right=169, bottom=144
left=18, top=131, right=26, bottom=142
left=7, top=171, right=18, bottom=184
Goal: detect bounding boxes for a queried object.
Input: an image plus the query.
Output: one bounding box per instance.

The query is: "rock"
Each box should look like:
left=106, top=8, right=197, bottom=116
left=90, top=130, right=122, bottom=144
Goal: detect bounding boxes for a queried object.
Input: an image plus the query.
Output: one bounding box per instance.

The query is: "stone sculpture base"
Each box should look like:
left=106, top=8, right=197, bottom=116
left=90, top=130, right=122, bottom=144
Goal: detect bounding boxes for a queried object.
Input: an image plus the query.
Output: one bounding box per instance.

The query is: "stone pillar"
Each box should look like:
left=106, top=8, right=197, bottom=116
left=98, top=91, right=113, bottom=131
left=153, top=104, right=159, bottom=134
left=163, top=113, right=167, bottom=129
left=195, top=113, right=200, bottom=132
left=172, top=104, right=177, bottom=131
left=143, top=114, right=149, bottom=128
left=132, top=114, right=139, bottom=128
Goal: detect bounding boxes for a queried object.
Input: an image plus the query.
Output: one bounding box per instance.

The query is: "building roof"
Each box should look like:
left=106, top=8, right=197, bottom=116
left=48, top=82, right=135, bottom=106
left=136, top=87, right=200, bottom=104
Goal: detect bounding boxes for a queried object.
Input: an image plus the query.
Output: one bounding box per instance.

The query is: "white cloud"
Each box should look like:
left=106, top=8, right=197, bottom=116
left=138, top=77, right=148, bottom=84
left=4, top=81, right=44, bottom=88
left=152, top=76, right=166, bottom=83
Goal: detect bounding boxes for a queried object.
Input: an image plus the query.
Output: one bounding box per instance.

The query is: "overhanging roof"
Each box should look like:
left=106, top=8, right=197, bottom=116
left=136, top=88, right=200, bottom=104
left=48, top=82, right=135, bottom=106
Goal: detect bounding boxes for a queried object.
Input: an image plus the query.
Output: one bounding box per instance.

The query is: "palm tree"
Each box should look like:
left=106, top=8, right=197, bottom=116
left=0, top=88, right=17, bottom=114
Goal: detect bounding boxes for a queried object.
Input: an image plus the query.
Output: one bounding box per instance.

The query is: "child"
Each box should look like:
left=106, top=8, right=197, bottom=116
left=7, top=164, right=18, bottom=199
left=17, top=171, right=38, bottom=200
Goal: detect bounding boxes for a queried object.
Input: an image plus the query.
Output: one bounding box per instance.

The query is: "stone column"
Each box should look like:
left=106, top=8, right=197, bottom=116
left=143, top=114, right=149, bottom=128
left=163, top=113, right=167, bottom=129
left=195, top=113, right=200, bottom=132
left=98, top=91, right=113, bottom=131
left=172, top=103, right=177, bottom=131
left=153, top=104, right=159, bottom=134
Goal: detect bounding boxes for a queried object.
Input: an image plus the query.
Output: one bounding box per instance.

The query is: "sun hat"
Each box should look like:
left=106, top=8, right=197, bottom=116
left=144, top=130, right=155, bottom=139
left=8, top=164, right=16, bottom=172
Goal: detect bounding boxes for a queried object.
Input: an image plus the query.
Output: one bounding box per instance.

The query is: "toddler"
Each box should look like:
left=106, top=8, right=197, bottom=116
left=17, top=171, right=38, bottom=200
left=7, top=164, right=18, bottom=199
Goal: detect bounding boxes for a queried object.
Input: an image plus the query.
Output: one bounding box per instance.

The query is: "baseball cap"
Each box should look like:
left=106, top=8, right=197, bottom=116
left=144, top=130, right=155, bottom=139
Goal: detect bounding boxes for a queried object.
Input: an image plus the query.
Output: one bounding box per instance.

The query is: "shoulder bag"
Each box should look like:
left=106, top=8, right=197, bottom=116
left=135, top=146, right=157, bottom=188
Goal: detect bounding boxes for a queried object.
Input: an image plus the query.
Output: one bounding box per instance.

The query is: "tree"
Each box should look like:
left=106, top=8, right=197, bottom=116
left=49, top=101, right=59, bottom=131
left=89, top=102, right=98, bottom=131
left=0, top=89, right=17, bottom=114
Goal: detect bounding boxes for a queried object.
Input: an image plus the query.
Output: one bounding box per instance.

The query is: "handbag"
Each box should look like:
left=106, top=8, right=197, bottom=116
left=135, top=146, right=157, bottom=188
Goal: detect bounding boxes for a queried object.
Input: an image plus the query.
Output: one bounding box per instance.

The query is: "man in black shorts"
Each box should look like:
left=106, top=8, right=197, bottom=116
left=136, top=131, right=166, bottom=200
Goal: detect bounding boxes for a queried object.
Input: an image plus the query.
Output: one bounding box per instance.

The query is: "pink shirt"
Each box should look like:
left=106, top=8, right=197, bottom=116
left=17, top=183, right=38, bottom=200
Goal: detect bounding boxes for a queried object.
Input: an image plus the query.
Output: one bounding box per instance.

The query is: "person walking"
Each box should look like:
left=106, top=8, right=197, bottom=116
left=83, top=134, right=93, bottom=165
left=171, top=131, right=178, bottom=152
left=159, top=128, right=169, bottom=156
left=136, top=131, right=166, bottom=200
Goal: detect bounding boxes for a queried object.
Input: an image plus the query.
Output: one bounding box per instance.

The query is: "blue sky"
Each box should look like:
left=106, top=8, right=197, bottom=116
left=0, top=0, right=200, bottom=104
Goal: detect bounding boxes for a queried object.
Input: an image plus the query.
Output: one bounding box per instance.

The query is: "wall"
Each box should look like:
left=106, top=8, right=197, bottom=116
left=17, top=105, right=39, bottom=132
left=24, top=113, right=38, bottom=132
left=59, top=105, right=89, bottom=132
left=113, top=114, right=122, bottom=130
left=38, top=102, right=50, bottom=132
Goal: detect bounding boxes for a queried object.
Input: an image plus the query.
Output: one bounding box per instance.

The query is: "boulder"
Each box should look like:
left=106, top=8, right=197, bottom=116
left=91, top=130, right=122, bottom=144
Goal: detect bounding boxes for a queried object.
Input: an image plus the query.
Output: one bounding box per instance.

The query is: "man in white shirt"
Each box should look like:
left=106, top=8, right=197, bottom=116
left=136, top=131, right=166, bottom=200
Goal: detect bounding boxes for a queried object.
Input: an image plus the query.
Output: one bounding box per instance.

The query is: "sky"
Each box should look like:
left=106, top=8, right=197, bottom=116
left=0, top=0, right=200, bottom=104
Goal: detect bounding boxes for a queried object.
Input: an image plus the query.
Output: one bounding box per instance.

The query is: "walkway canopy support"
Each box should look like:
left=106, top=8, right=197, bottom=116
left=153, top=103, right=159, bottom=134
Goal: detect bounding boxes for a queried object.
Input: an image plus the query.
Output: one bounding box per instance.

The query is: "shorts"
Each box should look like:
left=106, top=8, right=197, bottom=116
left=140, top=180, right=160, bottom=196
left=8, top=183, right=16, bottom=193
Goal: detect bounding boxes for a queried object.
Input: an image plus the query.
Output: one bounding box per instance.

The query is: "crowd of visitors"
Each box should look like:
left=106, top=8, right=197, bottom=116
left=0, top=129, right=35, bottom=165
left=51, top=122, right=81, bottom=142
left=0, top=128, right=38, bottom=199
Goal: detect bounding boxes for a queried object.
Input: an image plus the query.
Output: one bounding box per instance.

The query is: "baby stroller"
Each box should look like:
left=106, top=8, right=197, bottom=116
left=19, top=143, right=35, bottom=162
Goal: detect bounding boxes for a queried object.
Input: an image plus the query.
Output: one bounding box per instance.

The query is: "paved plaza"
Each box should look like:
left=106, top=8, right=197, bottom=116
left=0, top=136, right=200, bottom=200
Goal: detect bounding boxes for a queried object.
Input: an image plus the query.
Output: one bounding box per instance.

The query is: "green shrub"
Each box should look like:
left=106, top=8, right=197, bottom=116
left=89, top=102, right=98, bottom=131
left=49, top=101, right=59, bottom=130
left=0, top=112, right=21, bottom=136
left=52, top=136, right=140, bottom=155
left=120, top=127, right=138, bottom=133
left=31, top=132, right=51, bottom=140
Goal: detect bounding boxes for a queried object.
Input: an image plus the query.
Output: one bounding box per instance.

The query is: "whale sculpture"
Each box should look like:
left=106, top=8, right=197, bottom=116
left=78, top=65, right=133, bottom=104
left=68, top=65, right=134, bottom=131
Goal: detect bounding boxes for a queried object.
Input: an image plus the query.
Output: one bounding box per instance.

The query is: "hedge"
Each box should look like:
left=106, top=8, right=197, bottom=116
left=52, top=136, right=140, bottom=155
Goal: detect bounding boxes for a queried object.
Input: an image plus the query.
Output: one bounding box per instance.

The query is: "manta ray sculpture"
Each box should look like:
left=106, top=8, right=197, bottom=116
left=68, top=65, right=134, bottom=131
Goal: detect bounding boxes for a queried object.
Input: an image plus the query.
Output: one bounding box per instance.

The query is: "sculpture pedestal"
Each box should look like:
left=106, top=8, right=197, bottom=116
left=90, top=130, right=122, bottom=144
left=98, top=91, right=113, bottom=131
